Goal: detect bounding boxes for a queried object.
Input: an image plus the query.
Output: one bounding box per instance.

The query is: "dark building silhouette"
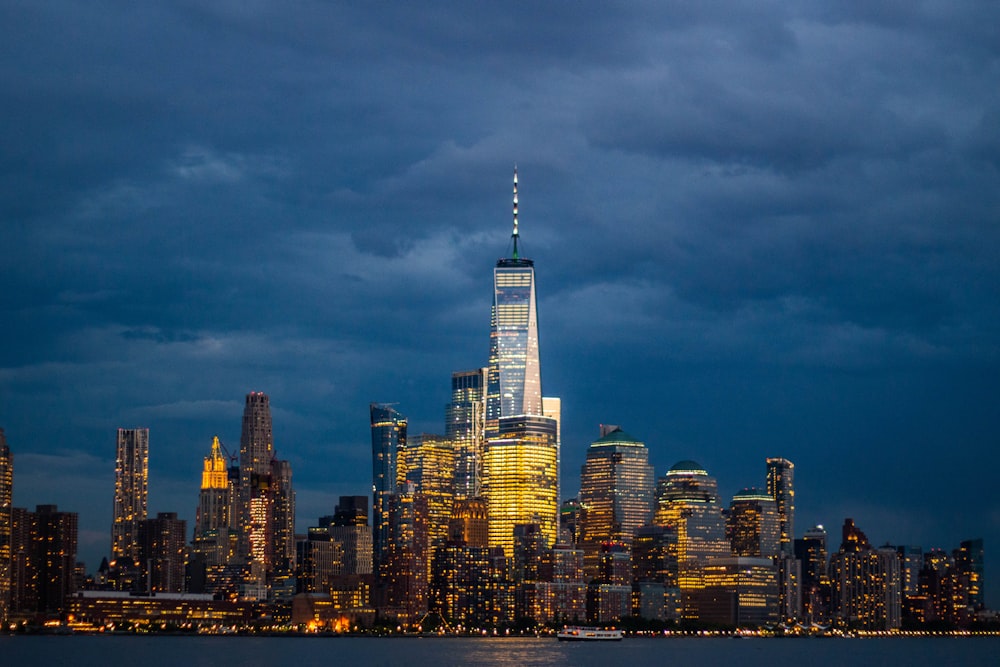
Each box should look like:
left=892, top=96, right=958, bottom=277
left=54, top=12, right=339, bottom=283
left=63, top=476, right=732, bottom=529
left=139, top=512, right=186, bottom=593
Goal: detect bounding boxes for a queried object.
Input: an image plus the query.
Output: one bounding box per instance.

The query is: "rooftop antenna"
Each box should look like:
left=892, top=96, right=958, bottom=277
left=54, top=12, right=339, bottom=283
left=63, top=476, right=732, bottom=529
left=512, top=165, right=519, bottom=260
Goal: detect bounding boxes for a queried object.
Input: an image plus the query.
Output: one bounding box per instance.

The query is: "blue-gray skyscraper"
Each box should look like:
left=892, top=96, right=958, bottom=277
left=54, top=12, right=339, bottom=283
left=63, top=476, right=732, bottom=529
left=370, top=403, right=406, bottom=577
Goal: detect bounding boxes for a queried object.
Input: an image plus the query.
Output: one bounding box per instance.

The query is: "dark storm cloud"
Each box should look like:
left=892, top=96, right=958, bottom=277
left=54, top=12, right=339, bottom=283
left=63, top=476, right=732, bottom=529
left=2, top=1, right=999, bottom=597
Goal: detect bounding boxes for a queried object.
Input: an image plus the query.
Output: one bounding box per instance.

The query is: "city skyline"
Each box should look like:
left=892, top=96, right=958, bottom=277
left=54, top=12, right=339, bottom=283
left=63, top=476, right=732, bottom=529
left=1, top=1, right=998, bottom=607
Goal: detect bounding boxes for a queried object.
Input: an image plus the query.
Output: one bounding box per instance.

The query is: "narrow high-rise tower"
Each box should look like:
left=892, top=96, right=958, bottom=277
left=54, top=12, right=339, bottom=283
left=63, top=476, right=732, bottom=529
left=446, top=368, right=487, bottom=500
left=112, top=428, right=149, bottom=564
left=370, top=402, right=407, bottom=578
left=0, top=428, right=11, bottom=623
left=238, top=392, right=273, bottom=565
left=482, top=169, right=559, bottom=556
left=485, top=168, right=543, bottom=437
left=765, top=458, right=795, bottom=556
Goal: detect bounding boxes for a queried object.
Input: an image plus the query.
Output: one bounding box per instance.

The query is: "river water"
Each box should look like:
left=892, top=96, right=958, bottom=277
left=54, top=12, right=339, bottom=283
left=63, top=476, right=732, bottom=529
left=1, top=635, right=997, bottom=667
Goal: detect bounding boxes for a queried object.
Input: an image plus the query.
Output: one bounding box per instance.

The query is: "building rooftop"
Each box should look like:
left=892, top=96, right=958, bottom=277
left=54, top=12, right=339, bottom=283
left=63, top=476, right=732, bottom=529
left=668, top=459, right=708, bottom=474
left=592, top=427, right=643, bottom=446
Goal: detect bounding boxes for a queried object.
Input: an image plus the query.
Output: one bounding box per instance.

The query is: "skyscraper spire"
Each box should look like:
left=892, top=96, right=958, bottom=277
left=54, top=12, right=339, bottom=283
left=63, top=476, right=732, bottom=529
left=512, top=166, right=519, bottom=260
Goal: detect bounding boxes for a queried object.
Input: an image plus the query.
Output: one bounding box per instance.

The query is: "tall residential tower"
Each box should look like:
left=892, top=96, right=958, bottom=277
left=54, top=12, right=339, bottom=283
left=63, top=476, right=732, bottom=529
left=0, top=429, right=11, bottom=623
left=112, top=428, right=149, bottom=564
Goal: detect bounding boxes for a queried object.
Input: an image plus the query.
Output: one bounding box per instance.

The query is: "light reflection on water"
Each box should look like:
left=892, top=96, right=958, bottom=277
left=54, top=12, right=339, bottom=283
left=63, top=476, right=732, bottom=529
left=1, top=635, right=999, bottom=667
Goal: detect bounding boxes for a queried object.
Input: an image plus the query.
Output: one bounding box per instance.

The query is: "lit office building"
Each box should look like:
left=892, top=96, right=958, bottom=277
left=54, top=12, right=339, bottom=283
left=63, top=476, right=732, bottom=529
left=448, top=497, right=489, bottom=548
left=192, top=437, right=237, bottom=583
left=0, top=428, right=11, bottom=623
left=235, top=392, right=295, bottom=575
left=430, top=542, right=495, bottom=626
left=654, top=460, right=729, bottom=619
left=829, top=518, right=902, bottom=630
left=383, top=484, right=429, bottom=625
left=326, top=496, right=373, bottom=576
left=578, top=426, right=654, bottom=576
left=955, top=538, right=984, bottom=612
left=694, top=557, right=780, bottom=627
left=12, top=504, right=78, bottom=616
left=483, top=415, right=559, bottom=556
left=632, top=523, right=680, bottom=588
left=765, top=458, right=795, bottom=556
left=727, top=488, right=780, bottom=558
left=559, top=498, right=582, bottom=546
left=296, top=531, right=344, bottom=594
left=524, top=545, right=587, bottom=625
left=370, top=403, right=406, bottom=579
left=795, top=525, right=831, bottom=623
left=270, top=458, right=296, bottom=572
left=398, top=433, right=455, bottom=552
left=112, top=428, right=149, bottom=563
left=654, top=460, right=729, bottom=564
left=766, top=457, right=798, bottom=621
left=446, top=368, right=487, bottom=500
left=896, top=544, right=923, bottom=598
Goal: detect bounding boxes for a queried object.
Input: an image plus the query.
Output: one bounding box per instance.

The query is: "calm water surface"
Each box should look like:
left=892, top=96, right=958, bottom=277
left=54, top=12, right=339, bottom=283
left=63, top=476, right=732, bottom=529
left=1, top=635, right=997, bottom=667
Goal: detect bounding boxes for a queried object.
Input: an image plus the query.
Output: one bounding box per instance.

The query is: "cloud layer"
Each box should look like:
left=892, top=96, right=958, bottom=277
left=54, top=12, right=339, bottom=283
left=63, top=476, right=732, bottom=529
left=2, top=1, right=998, bottom=597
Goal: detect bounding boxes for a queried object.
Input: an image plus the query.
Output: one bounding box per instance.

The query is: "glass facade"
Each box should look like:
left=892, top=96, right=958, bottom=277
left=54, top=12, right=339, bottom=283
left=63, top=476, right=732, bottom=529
left=578, top=427, right=655, bottom=549
left=486, top=259, right=542, bottom=437
left=483, top=415, right=558, bottom=556
left=727, top=488, right=780, bottom=558
left=370, top=403, right=406, bottom=578
left=398, top=433, right=455, bottom=551
left=446, top=368, right=486, bottom=500
left=654, top=460, right=729, bottom=565
left=766, top=457, right=795, bottom=557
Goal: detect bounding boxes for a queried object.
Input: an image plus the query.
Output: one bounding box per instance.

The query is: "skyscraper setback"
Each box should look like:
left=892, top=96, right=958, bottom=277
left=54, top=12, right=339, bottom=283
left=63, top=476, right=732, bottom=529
left=112, top=428, right=149, bottom=563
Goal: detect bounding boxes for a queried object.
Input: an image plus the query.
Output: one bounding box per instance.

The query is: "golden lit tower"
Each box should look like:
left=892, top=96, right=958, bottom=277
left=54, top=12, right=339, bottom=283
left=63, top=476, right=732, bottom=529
left=398, top=433, right=455, bottom=550
left=197, top=436, right=232, bottom=534
left=482, top=170, right=559, bottom=556
left=484, top=415, right=558, bottom=556
left=112, top=428, right=149, bottom=563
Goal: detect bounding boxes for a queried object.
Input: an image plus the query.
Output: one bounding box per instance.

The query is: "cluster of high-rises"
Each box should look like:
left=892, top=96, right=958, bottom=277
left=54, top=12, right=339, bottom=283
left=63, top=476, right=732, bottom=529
left=0, top=172, right=989, bottom=631
left=99, top=393, right=297, bottom=601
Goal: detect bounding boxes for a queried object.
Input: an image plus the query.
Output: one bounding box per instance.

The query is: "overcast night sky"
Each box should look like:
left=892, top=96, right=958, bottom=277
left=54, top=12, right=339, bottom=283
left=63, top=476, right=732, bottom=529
left=2, top=2, right=999, bottom=599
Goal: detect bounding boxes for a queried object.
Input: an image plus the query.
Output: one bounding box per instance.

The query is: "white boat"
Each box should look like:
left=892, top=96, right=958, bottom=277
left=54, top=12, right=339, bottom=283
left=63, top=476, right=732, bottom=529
left=556, top=626, right=623, bottom=641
